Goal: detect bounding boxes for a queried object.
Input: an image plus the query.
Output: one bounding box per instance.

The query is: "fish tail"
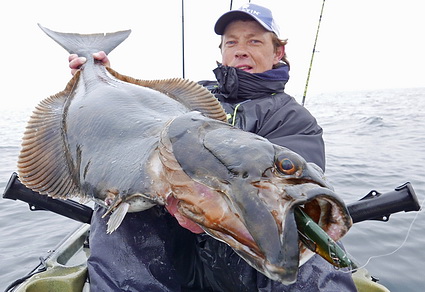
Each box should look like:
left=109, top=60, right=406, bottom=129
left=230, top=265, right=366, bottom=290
left=38, top=24, right=131, bottom=59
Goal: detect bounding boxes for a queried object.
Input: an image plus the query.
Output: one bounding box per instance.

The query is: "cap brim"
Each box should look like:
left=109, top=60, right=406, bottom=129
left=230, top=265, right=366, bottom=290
left=215, top=10, right=266, bottom=35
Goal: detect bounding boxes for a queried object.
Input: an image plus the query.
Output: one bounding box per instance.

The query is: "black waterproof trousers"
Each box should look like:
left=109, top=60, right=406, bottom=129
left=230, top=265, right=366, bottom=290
left=88, top=205, right=357, bottom=291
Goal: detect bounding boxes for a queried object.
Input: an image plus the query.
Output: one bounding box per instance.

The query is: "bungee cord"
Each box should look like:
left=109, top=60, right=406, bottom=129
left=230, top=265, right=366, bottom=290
left=342, top=197, right=425, bottom=274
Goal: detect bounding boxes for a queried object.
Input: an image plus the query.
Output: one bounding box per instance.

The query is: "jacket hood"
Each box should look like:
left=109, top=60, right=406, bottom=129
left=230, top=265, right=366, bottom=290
left=213, top=64, right=289, bottom=102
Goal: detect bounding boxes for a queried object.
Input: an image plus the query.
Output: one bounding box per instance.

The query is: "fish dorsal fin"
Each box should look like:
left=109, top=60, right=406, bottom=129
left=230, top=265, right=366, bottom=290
left=106, top=67, right=228, bottom=122
left=17, top=73, right=82, bottom=200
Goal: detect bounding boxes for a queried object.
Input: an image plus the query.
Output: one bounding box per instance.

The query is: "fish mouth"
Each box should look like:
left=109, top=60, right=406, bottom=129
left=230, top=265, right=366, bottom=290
left=253, top=173, right=351, bottom=282
left=171, top=160, right=352, bottom=284
left=174, top=178, right=351, bottom=284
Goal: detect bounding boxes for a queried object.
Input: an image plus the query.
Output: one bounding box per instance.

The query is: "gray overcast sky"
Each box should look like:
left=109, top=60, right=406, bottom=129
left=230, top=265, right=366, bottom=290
left=1, top=0, right=424, bottom=108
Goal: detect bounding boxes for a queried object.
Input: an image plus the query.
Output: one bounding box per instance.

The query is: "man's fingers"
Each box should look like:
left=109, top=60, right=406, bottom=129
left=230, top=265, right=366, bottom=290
left=68, top=54, right=79, bottom=62
left=69, top=57, right=87, bottom=75
left=68, top=51, right=110, bottom=76
left=93, top=51, right=111, bottom=67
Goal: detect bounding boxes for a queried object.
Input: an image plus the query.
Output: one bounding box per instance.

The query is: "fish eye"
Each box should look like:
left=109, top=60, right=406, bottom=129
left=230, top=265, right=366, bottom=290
left=275, top=157, right=297, bottom=175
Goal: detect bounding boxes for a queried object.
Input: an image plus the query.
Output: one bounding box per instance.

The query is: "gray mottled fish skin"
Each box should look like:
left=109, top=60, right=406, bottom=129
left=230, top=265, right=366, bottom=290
left=18, top=25, right=227, bottom=227
left=17, top=25, right=352, bottom=285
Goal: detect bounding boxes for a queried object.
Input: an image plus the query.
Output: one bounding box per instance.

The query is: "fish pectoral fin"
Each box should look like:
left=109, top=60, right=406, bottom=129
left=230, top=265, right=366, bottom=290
left=106, top=202, right=130, bottom=234
left=17, top=75, right=82, bottom=200
left=101, top=195, right=122, bottom=218
left=106, top=67, right=228, bottom=122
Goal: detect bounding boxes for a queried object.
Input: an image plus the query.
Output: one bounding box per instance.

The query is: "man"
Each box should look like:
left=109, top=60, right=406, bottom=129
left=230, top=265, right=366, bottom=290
left=70, top=3, right=357, bottom=291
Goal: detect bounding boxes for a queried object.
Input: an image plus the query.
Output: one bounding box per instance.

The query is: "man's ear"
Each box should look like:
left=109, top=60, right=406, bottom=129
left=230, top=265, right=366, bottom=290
left=274, top=45, right=285, bottom=64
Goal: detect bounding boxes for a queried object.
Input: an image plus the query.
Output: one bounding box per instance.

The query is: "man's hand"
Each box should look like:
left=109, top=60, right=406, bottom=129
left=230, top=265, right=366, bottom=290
left=68, top=51, right=110, bottom=75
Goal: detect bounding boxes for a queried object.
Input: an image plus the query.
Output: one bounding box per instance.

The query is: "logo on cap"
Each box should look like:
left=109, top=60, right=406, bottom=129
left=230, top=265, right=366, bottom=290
left=241, top=4, right=260, bottom=16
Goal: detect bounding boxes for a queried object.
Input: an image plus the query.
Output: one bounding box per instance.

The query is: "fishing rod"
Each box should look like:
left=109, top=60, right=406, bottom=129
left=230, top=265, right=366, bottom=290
left=182, top=0, right=253, bottom=78
left=230, top=0, right=251, bottom=10
left=302, top=0, right=326, bottom=106
left=181, top=0, right=186, bottom=79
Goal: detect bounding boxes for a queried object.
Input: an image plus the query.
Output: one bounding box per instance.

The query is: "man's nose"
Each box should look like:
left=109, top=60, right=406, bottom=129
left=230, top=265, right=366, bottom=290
left=235, top=50, right=248, bottom=58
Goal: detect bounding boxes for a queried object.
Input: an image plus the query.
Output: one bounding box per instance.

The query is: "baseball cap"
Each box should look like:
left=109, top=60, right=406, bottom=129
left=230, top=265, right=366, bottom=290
left=214, top=3, right=280, bottom=36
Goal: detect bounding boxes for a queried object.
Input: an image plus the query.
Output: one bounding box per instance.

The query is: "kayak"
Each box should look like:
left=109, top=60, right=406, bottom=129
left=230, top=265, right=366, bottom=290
left=5, top=223, right=390, bottom=292
left=6, top=172, right=417, bottom=291
left=5, top=224, right=90, bottom=292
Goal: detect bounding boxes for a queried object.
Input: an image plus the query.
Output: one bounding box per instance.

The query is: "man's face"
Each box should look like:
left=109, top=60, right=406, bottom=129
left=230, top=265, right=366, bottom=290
left=221, top=20, right=283, bottom=74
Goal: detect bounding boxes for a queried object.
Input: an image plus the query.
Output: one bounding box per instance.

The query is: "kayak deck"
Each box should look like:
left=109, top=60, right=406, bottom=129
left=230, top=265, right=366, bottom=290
left=10, top=224, right=90, bottom=292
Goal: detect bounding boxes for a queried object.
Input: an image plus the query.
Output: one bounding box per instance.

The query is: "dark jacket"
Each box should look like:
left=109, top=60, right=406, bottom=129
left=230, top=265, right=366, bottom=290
left=201, top=64, right=325, bottom=170
left=87, top=65, right=357, bottom=292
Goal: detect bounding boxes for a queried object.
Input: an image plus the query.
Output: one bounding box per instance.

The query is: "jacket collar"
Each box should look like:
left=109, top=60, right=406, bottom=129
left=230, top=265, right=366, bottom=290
left=213, top=64, right=289, bottom=101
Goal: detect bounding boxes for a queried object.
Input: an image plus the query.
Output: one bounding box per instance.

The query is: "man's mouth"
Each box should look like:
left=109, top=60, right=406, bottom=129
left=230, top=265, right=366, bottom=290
left=237, top=65, right=253, bottom=72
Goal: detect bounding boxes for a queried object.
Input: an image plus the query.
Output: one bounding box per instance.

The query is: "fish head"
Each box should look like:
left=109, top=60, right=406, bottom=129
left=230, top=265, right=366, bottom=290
left=160, top=112, right=352, bottom=284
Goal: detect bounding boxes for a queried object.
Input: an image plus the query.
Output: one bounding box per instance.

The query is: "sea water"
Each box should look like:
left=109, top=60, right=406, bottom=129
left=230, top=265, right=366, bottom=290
left=1, top=87, right=424, bottom=291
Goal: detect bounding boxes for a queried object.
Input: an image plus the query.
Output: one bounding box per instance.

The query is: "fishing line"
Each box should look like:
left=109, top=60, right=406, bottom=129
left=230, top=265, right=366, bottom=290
left=342, top=197, right=425, bottom=274
left=302, top=0, right=326, bottom=106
